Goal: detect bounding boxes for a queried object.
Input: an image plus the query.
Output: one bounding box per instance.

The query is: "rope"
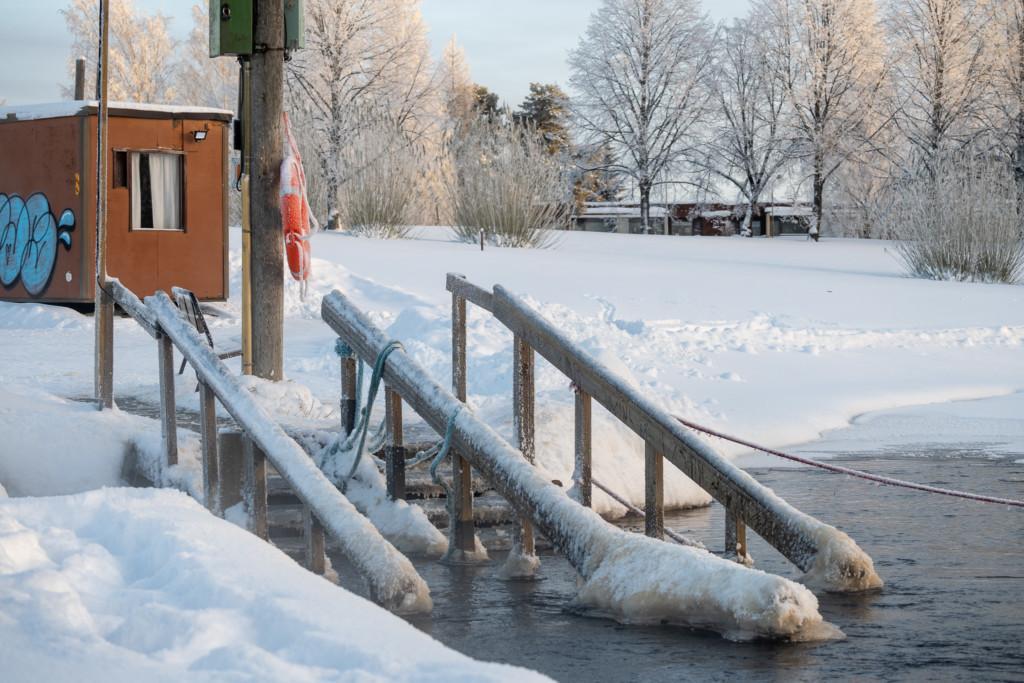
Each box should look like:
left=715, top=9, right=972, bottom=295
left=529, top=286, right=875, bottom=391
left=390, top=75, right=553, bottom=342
left=429, top=407, right=463, bottom=500
left=673, top=416, right=1024, bottom=508
left=328, top=340, right=404, bottom=491
left=591, top=478, right=705, bottom=549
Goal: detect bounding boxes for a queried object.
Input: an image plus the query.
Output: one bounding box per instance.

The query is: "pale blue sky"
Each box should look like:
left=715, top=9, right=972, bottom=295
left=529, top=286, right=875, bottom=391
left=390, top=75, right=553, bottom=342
left=0, top=0, right=751, bottom=106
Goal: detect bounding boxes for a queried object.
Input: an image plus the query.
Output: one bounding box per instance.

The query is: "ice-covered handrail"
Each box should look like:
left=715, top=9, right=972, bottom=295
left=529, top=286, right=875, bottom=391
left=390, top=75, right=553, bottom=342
left=322, top=289, right=841, bottom=641
left=145, top=291, right=431, bottom=614
left=107, top=278, right=159, bottom=338
left=488, top=285, right=881, bottom=593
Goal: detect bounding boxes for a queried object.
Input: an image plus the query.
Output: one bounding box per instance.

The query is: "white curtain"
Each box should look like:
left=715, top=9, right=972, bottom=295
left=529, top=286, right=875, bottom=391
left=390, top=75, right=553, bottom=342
left=149, top=153, right=181, bottom=230
left=130, top=152, right=182, bottom=230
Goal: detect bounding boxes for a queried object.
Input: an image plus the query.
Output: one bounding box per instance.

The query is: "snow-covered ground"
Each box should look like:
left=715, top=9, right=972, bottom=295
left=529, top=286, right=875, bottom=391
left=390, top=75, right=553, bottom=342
left=1, top=228, right=1022, bottom=508
left=0, top=487, right=546, bottom=682
left=1, top=227, right=1021, bottom=674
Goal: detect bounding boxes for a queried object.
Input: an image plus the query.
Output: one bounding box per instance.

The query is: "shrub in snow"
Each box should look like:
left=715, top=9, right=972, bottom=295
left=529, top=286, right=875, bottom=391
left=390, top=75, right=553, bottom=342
left=445, top=119, right=566, bottom=248
left=884, top=150, right=1024, bottom=284
left=339, top=119, right=425, bottom=240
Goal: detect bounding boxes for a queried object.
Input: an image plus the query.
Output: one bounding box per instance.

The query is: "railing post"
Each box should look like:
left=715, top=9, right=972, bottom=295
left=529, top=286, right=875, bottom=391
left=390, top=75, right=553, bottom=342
left=216, top=429, right=245, bottom=513
left=338, top=340, right=358, bottom=438
left=243, top=437, right=268, bottom=540
left=513, top=335, right=536, bottom=556
left=644, top=442, right=664, bottom=539
left=304, top=505, right=327, bottom=575
left=450, top=290, right=476, bottom=554
left=573, top=386, right=592, bottom=507
left=157, top=333, right=178, bottom=467
left=199, top=381, right=221, bottom=516
left=725, top=511, right=751, bottom=565
left=384, top=386, right=405, bottom=501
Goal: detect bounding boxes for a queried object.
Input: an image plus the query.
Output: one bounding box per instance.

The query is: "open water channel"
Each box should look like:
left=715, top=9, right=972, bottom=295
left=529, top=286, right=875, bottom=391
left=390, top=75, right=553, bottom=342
left=329, top=454, right=1024, bottom=682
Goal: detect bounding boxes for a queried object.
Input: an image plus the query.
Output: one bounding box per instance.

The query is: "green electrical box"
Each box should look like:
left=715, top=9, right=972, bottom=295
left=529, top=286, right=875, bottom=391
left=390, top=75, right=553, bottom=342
left=284, top=0, right=305, bottom=51
left=209, top=0, right=254, bottom=57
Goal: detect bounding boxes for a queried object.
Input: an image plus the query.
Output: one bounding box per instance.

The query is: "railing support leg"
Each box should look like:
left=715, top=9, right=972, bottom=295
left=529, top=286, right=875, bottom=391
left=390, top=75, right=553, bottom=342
left=645, top=442, right=664, bottom=539
left=573, top=387, right=592, bottom=507
left=95, top=285, right=114, bottom=409
left=513, top=335, right=536, bottom=556
left=338, top=341, right=358, bottom=438
left=304, top=505, right=327, bottom=575
left=157, top=333, right=178, bottom=468
left=449, top=293, right=476, bottom=555
left=725, top=511, right=752, bottom=565
left=216, top=429, right=245, bottom=513
left=243, top=437, right=268, bottom=540
left=199, top=381, right=221, bottom=516
left=384, top=386, right=405, bottom=501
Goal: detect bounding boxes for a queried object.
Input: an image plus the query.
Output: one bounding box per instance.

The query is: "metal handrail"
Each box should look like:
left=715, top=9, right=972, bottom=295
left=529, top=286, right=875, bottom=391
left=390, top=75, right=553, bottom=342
left=107, top=282, right=431, bottom=613
left=446, top=273, right=881, bottom=593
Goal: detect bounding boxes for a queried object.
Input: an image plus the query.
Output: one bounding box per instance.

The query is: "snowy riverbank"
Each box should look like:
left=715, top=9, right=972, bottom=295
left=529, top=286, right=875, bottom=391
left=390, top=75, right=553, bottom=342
left=2, top=227, right=1021, bottom=511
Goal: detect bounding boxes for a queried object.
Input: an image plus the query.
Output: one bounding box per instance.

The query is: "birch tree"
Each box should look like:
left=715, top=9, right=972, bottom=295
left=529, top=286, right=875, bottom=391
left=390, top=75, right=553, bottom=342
left=700, top=19, right=792, bottom=236
left=757, top=0, right=887, bottom=238
left=987, top=0, right=1024, bottom=207
left=286, top=0, right=439, bottom=226
left=176, top=3, right=237, bottom=111
left=569, top=0, right=714, bottom=231
left=885, top=0, right=992, bottom=162
left=62, top=0, right=177, bottom=103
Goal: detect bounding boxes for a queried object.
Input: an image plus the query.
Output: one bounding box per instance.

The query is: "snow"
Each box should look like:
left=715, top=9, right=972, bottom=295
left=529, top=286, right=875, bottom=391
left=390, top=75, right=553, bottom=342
left=0, top=385, right=202, bottom=499
left=2, top=227, right=1021, bottom=514
left=0, top=100, right=233, bottom=122
left=0, top=488, right=548, bottom=682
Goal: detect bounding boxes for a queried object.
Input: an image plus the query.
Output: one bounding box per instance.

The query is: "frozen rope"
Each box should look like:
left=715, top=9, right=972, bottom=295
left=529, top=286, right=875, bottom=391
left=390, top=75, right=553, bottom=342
left=329, top=340, right=404, bottom=492
left=590, top=479, right=705, bottom=549
left=429, top=407, right=464, bottom=501
left=674, top=416, right=1024, bottom=509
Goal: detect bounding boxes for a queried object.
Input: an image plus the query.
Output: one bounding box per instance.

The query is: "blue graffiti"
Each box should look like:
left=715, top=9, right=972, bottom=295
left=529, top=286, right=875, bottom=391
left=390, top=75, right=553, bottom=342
left=0, top=193, right=75, bottom=297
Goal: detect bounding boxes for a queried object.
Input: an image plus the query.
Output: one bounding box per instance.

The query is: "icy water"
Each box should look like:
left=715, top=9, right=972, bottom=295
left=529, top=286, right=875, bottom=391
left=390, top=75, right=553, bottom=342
left=110, top=397, right=1023, bottom=680
left=328, top=455, right=1024, bottom=682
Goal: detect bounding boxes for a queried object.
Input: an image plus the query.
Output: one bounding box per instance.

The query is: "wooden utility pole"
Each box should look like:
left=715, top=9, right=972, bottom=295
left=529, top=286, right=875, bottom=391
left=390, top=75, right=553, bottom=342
left=250, top=0, right=285, bottom=380
left=94, top=0, right=114, bottom=409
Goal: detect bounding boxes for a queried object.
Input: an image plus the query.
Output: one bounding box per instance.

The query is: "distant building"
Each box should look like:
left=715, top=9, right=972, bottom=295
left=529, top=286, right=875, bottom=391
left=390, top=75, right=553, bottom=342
left=0, top=100, right=232, bottom=304
left=572, top=200, right=811, bottom=238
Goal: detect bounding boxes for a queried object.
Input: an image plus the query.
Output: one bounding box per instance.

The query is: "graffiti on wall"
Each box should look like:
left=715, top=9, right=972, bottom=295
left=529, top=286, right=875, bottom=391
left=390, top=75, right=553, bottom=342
left=0, top=193, right=75, bottom=296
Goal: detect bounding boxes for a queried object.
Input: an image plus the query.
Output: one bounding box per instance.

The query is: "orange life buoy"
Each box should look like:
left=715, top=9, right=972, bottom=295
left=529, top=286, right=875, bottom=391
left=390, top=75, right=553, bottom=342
left=280, top=112, right=312, bottom=282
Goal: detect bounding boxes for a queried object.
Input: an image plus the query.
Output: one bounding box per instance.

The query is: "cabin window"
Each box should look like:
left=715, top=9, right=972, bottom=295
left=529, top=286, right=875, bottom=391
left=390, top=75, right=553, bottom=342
left=130, top=151, right=183, bottom=230
left=112, top=151, right=128, bottom=188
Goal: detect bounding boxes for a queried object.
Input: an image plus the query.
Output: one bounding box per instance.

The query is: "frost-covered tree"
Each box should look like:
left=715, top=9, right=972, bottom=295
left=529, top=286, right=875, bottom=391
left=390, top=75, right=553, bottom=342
left=885, top=0, right=991, bottom=163
left=569, top=0, right=715, bottom=231
left=61, top=0, right=177, bottom=103
left=438, top=35, right=475, bottom=124
left=987, top=0, right=1024, bottom=206
left=286, top=0, right=439, bottom=227
left=700, top=19, right=792, bottom=236
left=175, top=3, right=237, bottom=111
left=757, top=0, right=887, bottom=238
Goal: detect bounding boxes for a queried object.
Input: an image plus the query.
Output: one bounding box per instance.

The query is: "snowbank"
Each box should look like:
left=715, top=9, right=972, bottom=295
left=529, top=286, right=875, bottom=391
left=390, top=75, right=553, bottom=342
left=2, top=227, right=1021, bottom=512
left=0, top=386, right=201, bottom=498
left=0, top=488, right=548, bottom=682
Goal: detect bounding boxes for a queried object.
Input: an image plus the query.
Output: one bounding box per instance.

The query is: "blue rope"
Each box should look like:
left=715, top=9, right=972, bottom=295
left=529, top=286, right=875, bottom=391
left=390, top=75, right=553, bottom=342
left=335, top=340, right=404, bottom=491
left=429, top=407, right=463, bottom=498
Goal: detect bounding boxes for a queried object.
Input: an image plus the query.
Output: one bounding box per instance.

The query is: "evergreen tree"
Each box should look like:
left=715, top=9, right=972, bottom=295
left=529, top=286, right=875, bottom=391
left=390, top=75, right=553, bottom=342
left=515, top=83, right=571, bottom=155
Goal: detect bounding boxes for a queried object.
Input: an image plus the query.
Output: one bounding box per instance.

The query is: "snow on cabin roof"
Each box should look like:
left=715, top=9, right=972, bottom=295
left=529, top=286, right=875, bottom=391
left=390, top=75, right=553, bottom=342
left=0, top=100, right=234, bottom=123
left=766, top=206, right=812, bottom=217
left=698, top=209, right=734, bottom=218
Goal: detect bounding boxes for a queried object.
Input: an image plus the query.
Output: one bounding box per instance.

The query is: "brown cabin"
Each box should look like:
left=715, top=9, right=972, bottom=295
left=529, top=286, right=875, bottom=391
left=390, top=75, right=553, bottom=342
left=0, top=101, right=231, bottom=304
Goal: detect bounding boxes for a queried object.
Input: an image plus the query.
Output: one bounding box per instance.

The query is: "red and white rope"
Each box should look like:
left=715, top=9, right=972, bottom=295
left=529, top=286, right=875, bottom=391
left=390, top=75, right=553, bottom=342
left=674, top=416, right=1024, bottom=508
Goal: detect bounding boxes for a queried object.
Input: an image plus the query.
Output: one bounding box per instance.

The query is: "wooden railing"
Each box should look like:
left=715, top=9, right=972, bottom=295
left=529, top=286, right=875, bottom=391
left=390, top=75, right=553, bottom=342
left=446, top=273, right=881, bottom=592
left=106, top=281, right=431, bottom=613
